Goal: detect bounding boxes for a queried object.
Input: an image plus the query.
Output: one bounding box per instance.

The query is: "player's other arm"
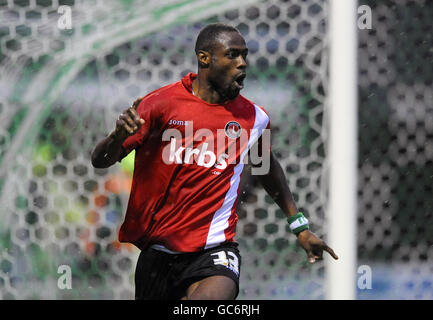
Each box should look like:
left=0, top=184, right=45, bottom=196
left=256, top=151, right=298, bottom=216
left=254, top=150, right=339, bottom=263
left=91, top=97, right=144, bottom=168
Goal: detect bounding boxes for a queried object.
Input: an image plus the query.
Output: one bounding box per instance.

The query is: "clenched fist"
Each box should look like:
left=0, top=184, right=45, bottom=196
left=113, top=97, right=145, bottom=140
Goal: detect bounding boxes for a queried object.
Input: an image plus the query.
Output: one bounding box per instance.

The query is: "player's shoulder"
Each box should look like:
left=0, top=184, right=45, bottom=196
left=236, top=95, right=271, bottom=131
left=136, top=80, right=183, bottom=111
left=142, top=81, right=182, bottom=102
left=237, top=95, right=270, bottom=118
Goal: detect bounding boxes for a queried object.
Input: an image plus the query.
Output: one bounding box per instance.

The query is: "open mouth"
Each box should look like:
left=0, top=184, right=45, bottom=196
left=233, top=73, right=246, bottom=89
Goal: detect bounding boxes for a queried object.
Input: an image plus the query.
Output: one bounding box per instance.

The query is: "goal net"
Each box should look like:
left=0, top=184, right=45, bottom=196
left=356, top=0, right=433, bottom=299
left=1, top=0, right=334, bottom=300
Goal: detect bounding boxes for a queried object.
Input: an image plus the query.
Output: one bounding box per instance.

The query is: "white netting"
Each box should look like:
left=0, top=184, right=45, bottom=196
left=0, top=0, right=329, bottom=299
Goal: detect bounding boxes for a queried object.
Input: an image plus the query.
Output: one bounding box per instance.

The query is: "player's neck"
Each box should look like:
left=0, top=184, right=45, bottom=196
left=192, top=76, right=228, bottom=105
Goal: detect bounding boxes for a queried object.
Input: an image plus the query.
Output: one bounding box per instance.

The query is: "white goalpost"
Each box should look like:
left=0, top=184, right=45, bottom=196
left=326, top=0, right=359, bottom=300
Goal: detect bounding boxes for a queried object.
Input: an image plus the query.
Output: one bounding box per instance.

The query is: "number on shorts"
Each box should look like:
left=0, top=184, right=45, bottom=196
left=211, top=250, right=239, bottom=275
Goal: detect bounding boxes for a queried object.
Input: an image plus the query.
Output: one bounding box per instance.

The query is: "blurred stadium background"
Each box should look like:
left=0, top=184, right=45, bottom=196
left=0, top=0, right=431, bottom=299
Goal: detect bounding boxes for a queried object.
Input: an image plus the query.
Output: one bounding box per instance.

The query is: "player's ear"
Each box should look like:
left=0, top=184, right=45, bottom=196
left=197, top=50, right=211, bottom=68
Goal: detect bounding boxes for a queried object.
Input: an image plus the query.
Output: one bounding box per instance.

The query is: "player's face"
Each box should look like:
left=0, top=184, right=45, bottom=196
left=208, top=31, right=248, bottom=100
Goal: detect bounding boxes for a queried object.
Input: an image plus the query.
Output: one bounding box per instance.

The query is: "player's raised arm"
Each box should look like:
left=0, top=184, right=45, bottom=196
left=91, top=97, right=144, bottom=168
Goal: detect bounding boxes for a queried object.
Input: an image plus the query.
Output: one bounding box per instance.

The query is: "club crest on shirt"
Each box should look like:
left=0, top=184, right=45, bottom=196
left=224, top=121, right=242, bottom=139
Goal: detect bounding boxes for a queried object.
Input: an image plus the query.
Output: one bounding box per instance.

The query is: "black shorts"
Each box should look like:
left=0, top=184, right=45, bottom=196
left=134, top=242, right=241, bottom=300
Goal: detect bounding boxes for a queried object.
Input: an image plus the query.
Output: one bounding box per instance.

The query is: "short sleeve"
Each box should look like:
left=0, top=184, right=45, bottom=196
left=265, top=113, right=271, bottom=151
left=256, top=105, right=272, bottom=153
left=249, top=105, right=272, bottom=167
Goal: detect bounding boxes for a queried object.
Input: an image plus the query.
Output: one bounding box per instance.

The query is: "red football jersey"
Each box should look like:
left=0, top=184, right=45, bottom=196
left=118, top=73, right=270, bottom=252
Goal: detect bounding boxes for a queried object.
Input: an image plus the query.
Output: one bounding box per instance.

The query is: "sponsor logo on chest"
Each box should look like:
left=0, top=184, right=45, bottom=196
left=161, top=120, right=270, bottom=174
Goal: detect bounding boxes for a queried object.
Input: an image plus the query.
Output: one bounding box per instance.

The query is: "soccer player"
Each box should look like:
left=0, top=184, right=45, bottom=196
left=91, top=23, right=338, bottom=300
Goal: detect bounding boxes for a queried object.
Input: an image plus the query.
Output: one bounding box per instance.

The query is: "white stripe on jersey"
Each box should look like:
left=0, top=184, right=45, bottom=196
left=204, top=105, right=270, bottom=249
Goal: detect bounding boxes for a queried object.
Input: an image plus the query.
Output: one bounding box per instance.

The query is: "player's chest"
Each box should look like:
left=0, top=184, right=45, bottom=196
left=161, top=104, right=255, bottom=135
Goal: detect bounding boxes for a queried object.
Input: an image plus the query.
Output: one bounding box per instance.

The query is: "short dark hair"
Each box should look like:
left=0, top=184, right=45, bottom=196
left=194, top=23, right=240, bottom=54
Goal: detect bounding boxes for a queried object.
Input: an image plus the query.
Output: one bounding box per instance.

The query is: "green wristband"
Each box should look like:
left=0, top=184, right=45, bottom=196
left=287, top=212, right=310, bottom=235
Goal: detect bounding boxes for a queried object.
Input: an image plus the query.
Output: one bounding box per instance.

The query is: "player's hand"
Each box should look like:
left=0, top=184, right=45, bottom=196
left=113, top=96, right=145, bottom=140
left=296, top=229, right=338, bottom=264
